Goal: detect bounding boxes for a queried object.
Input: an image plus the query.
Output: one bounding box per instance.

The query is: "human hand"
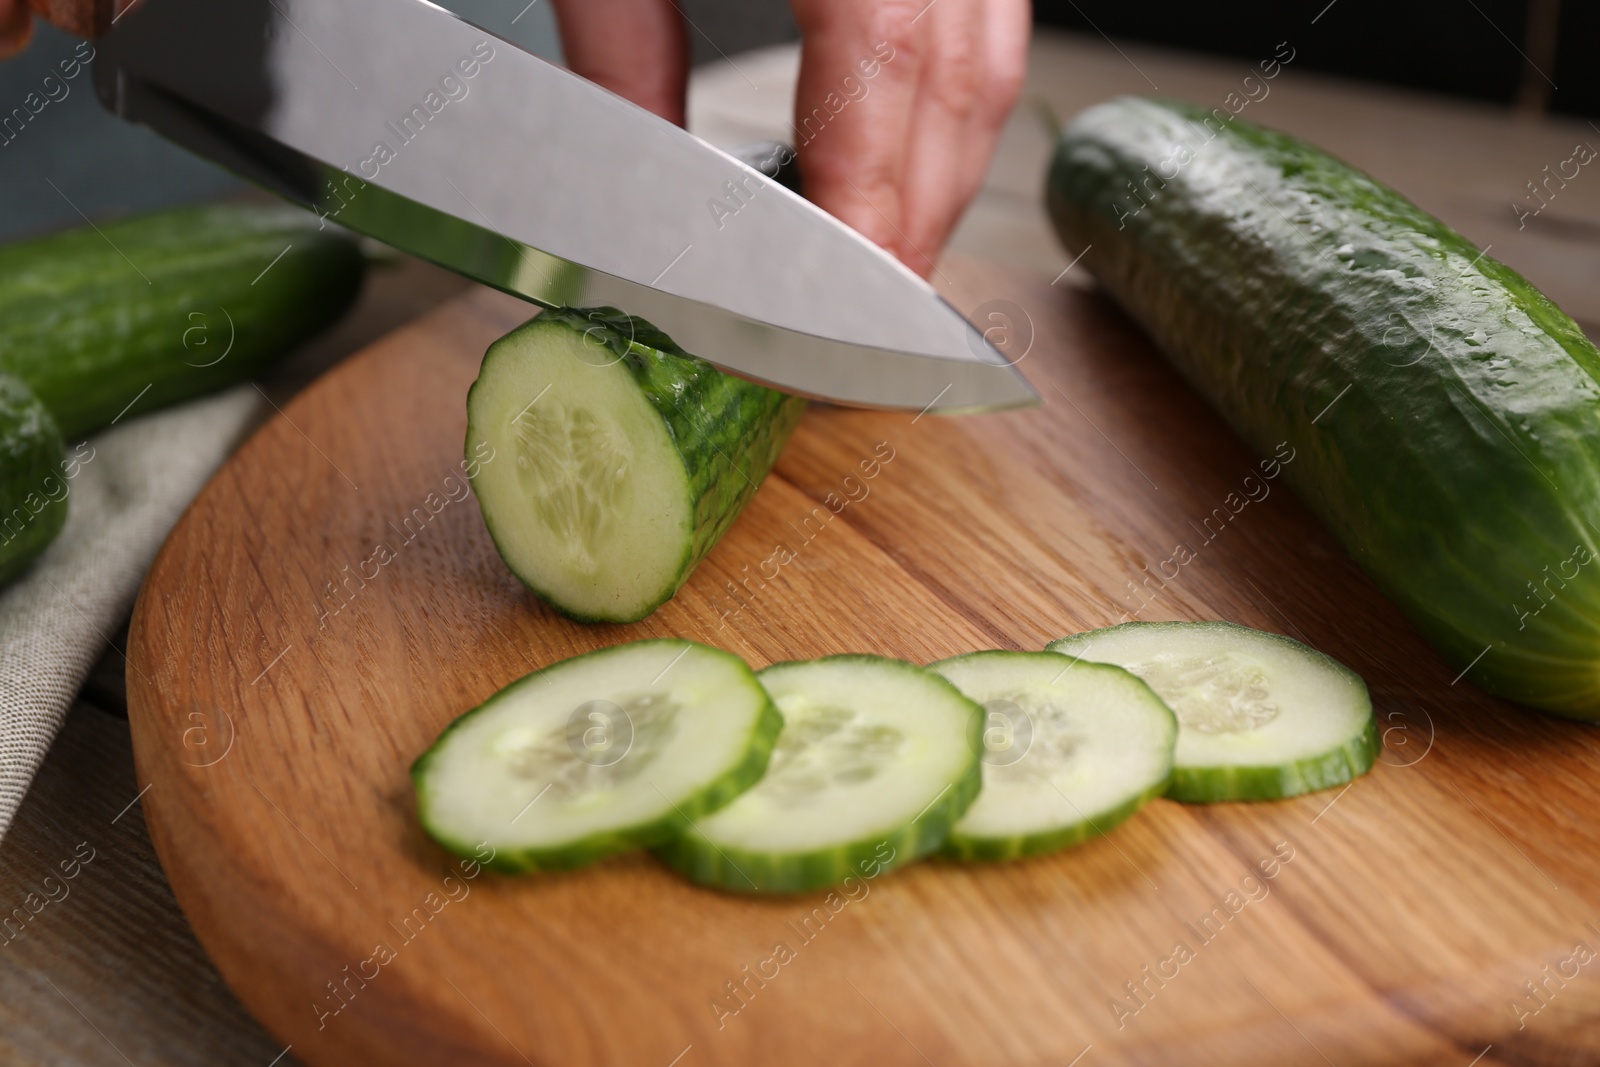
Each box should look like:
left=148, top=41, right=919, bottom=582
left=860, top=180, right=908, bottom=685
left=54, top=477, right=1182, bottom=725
left=788, top=0, right=1030, bottom=277
left=0, top=0, right=34, bottom=59
left=551, top=0, right=1030, bottom=278
left=550, top=0, right=690, bottom=127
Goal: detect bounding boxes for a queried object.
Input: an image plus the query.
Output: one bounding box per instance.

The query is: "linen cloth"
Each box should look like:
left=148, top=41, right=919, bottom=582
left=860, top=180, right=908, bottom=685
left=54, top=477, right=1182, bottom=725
left=0, top=386, right=263, bottom=841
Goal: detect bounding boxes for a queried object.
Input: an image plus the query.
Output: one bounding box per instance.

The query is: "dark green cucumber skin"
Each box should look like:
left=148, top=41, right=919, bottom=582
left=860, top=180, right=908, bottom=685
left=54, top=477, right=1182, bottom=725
left=0, top=374, right=67, bottom=586
left=1166, top=717, right=1379, bottom=804
left=1049, top=97, right=1600, bottom=719
left=941, top=781, right=1164, bottom=863
left=411, top=639, right=784, bottom=874
left=0, top=203, right=365, bottom=439
left=476, top=307, right=808, bottom=624
left=653, top=655, right=984, bottom=894
left=654, top=758, right=980, bottom=892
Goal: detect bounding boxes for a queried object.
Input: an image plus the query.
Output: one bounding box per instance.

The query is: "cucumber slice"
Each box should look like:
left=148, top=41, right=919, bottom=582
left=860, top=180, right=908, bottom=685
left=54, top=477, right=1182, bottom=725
left=411, top=639, right=781, bottom=872
left=466, top=307, right=806, bottom=623
left=654, top=655, right=983, bottom=893
left=1047, top=622, right=1377, bottom=802
left=929, top=651, right=1176, bottom=861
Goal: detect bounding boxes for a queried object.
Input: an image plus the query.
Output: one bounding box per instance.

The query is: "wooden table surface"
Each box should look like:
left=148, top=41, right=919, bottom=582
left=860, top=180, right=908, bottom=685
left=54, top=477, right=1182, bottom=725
left=5, top=27, right=1600, bottom=1066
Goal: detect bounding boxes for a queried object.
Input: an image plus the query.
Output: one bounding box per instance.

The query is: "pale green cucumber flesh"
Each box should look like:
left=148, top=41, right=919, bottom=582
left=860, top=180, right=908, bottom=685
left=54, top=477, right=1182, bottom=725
left=0, top=374, right=67, bottom=587
left=1048, top=622, right=1376, bottom=802
left=930, top=650, right=1176, bottom=861
left=1048, top=96, right=1600, bottom=718
left=654, top=655, right=984, bottom=893
left=412, top=639, right=781, bottom=873
left=0, top=203, right=365, bottom=439
left=465, top=307, right=806, bottom=624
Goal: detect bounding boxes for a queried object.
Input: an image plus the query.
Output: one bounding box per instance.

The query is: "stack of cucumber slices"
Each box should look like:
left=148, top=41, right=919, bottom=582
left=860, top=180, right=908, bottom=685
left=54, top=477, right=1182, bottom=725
left=413, top=621, right=1377, bottom=892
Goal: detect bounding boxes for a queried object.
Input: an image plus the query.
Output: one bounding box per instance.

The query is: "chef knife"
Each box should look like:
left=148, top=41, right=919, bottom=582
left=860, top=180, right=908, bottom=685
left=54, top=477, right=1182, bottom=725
left=25, top=0, right=1039, bottom=413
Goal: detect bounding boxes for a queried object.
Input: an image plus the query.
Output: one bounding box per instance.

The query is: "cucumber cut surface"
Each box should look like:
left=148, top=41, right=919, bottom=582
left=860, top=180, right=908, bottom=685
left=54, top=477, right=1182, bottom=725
left=466, top=307, right=806, bottom=623
left=655, top=655, right=983, bottom=893
left=412, top=639, right=780, bottom=872
left=1048, top=622, right=1376, bottom=802
left=930, top=651, right=1176, bottom=861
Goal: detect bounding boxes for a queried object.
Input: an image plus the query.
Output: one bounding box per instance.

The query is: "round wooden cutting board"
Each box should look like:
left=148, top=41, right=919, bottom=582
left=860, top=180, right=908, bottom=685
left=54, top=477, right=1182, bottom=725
left=127, top=258, right=1600, bottom=1066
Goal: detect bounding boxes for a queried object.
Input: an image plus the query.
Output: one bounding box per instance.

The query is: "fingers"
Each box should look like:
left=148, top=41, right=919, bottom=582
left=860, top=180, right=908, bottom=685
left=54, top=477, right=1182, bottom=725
left=966, top=0, right=1030, bottom=201
left=790, top=0, right=924, bottom=267
left=0, top=0, right=34, bottom=60
left=790, top=0, right=1030, bottom=277
left=896, top=0, right=987, bottom=273
left=551, top=0, right=690, bottom=126
left=908, top=0, right=1029, bottom=260
left=549, top=0, right=1027, bottom=276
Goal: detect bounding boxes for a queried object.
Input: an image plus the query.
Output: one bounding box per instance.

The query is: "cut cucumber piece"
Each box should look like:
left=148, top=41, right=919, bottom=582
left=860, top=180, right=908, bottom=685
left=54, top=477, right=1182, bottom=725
left=655, top=655, right=983, bottom=893
left=1047, top=622, right=1377, bottom=802
left=466, top=307, right=807, bottom=623
left=930, top=651, right=1176, bottom=861
left=412, top=639, right=781, bottom=873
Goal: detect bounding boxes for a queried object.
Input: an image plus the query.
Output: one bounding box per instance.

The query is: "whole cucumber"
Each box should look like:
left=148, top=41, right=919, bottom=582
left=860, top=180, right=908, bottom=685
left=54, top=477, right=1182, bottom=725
left=1048, top=96, right=1600, bottom=719
left=0, top=373, right=68, bottom=586
left=0, top=203, right=365, bottom=439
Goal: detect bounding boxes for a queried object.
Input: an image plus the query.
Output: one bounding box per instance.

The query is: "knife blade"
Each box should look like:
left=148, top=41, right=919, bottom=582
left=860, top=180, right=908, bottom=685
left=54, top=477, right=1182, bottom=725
left=83, top=0, right=1039, bottom=413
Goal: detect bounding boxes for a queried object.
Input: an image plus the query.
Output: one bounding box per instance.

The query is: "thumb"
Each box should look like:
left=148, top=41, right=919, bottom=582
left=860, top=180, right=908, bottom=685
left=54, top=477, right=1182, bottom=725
left=0, top=0, right=34, bottom=60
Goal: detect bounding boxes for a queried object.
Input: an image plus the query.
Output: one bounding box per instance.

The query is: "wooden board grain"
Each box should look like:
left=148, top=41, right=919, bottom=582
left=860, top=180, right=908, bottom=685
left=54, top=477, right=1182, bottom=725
left=125, top=257, right=1600, bottom=1066
left=0, top=703, right=295, bottom=1067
